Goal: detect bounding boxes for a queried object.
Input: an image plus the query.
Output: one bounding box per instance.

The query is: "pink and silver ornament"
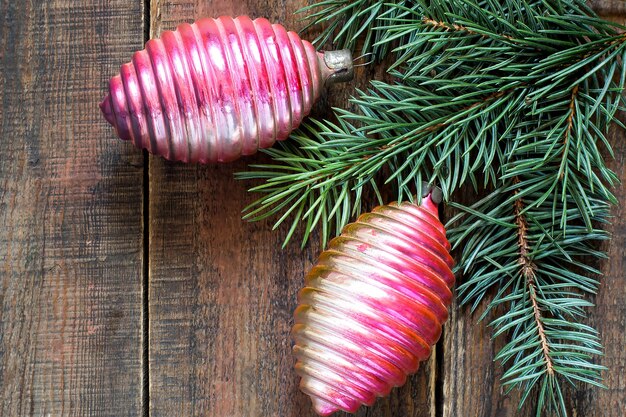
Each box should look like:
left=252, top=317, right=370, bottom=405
left=100, top=15, right=353, bottom=163
left=292, top=185, right=454, bottom=416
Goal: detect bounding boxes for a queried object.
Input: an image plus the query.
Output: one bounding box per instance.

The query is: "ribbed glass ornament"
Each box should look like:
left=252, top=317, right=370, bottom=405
left=100, top=15, right=353, bottom=163
left=292, top=190, right=454, bottom=416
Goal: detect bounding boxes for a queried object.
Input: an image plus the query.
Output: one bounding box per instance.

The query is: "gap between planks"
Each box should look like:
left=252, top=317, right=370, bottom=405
left=143, top=1, right=151, bottom=416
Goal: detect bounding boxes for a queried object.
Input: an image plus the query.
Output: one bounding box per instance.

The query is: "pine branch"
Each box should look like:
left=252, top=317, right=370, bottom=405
left=447, top=178, right=609, bottom=416
left=514, top=182, right=554, bottom=377
left=240, top=13, right=625, bottom=243
left=238, top=1, right=626, bottom=414
left=238, top=119, right=384, bottom=247
left=238, top=82, right=523, bottom=246
left=297, top=0, right=400, bottom=58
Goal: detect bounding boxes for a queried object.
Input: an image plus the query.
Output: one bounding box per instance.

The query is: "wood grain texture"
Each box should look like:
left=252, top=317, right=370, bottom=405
left=591, top=0, right=626, bottom=15
left=566, top=122, right=626, bottom=416
left=565, top=18, right=626, bottom=413
left=441, top=294, right=533, bottom=417
left=146, top=1, right=435, bottom=417
left=0, top=1, right=145, bottom=416
left=3, top=1, right=623, bottom=417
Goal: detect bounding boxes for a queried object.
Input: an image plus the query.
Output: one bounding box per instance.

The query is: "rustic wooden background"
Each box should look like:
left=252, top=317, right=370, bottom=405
left=1, top=1, right=624, bottom=416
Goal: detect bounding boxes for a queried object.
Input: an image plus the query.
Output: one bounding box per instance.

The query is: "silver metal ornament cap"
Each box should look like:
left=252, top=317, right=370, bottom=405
left=421, top=182, right=443, bottom=204
left=322, top=49, right=354, bottom=85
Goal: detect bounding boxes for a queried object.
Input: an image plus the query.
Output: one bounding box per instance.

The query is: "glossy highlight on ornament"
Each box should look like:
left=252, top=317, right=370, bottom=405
left=292, top=186, right=454, bottom=416
left=100, top=16, right=353, bottom=163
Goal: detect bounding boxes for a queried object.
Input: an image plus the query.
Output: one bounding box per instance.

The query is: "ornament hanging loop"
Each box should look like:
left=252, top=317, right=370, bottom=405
left=352, top=52, right=376, bottom=67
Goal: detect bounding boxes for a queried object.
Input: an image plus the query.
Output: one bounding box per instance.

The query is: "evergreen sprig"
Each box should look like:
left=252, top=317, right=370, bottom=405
left=447, top=180, right=610, bottom=415
left=297, top=0, right=400, bottom=58
left=237, top=1, right=626, bottom=414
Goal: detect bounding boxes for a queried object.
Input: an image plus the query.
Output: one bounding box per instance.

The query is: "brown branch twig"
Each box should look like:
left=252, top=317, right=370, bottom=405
left=422, top=17, right=515, bottom=41
left=559, top=85, right=579, bottom=180
left=513, top=179, right=554, bottom=376
left=565, top=85, right=579, bottom=142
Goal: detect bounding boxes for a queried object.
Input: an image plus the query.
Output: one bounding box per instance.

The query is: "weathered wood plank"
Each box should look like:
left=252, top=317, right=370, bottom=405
left=571, top=131, right=626, bottom=415
left=565, top=14, right=626, bottom=411
left=147, top=1, right=436, bottom=417
left=148, top=2, right=625, bottom=417
left=591, top=0, right=626, bottom=15
left=0, top=1, right=145, bottom=416
left=441, top=294, right=534, bottom=416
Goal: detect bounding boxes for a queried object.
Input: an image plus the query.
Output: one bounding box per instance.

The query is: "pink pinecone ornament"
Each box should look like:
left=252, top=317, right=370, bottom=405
left=100, top=16, right=353, bottom=163
left=292, top=185, right=454, bottom=416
